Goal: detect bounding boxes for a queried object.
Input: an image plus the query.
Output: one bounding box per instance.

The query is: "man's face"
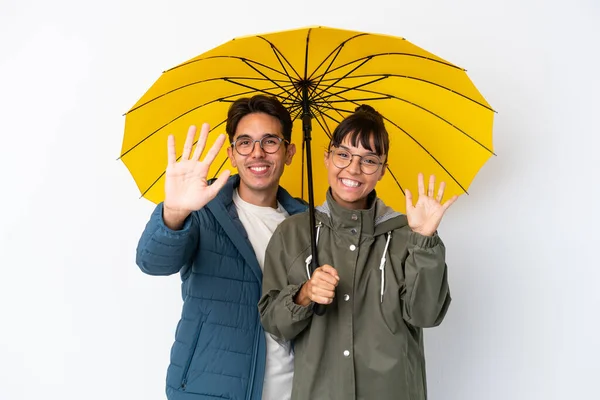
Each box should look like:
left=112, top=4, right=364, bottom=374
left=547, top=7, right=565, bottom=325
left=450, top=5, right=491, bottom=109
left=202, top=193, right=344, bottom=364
left=324, top=134, right=385, bottom=210
left=227, top=112, right=296, bottom=204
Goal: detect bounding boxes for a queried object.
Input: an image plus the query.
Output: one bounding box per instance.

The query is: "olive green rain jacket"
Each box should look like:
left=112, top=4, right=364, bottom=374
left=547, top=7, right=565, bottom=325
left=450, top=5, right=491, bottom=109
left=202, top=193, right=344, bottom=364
left=259, top=190, right=451, bottom=400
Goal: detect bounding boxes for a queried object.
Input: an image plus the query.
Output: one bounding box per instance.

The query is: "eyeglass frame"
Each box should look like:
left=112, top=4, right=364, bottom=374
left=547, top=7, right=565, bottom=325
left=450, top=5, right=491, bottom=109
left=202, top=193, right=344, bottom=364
left=327, top=146, right=386, bottom=175
left=230, top=134, right=290, bottom=156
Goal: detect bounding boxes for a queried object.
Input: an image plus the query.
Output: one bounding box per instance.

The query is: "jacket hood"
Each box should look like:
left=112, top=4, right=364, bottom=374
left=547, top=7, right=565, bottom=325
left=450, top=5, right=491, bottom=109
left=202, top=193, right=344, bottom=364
left=315, top=189, right=407, bottom=236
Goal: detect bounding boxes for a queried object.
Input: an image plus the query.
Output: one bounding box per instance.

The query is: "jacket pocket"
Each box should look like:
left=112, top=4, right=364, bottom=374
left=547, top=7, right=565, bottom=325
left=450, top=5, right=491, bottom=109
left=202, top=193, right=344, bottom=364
left=180, top=320, right=204, bottom=390
left=379, top=259, right=402, bottom=334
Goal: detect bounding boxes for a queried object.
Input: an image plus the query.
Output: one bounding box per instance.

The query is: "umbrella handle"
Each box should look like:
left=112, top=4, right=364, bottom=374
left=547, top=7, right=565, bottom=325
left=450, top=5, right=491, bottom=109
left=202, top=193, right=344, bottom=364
left=310, top=256, right=327, bottom=316
left=314, top=303, right=327, bottom=316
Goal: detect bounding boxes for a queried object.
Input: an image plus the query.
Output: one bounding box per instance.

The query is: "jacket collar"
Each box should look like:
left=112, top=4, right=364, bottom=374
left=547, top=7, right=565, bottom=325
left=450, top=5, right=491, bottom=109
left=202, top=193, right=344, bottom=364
left=216, top=174, right=307, bottom=216
left=316, top=189, right=404, bottom=236
left=207, top=174, right=307, bottom=283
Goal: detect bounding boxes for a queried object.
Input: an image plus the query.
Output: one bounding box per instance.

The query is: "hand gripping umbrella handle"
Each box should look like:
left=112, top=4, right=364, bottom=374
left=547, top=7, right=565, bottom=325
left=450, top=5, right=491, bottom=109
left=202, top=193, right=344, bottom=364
left=310, top=256, right=327, bottom=316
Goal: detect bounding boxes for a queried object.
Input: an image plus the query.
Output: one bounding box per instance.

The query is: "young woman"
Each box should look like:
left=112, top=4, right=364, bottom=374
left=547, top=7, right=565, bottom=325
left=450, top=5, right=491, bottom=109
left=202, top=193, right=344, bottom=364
left=259, top=104, right=458, bottom=400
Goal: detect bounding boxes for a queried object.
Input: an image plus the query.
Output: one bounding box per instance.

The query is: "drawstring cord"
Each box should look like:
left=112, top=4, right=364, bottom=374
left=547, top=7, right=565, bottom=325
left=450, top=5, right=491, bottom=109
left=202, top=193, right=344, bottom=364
left=379, top=232, right=392, bottom=303
left=304, top=222, right=322, bottom=279
left=304, top=224, right=392, bottom=304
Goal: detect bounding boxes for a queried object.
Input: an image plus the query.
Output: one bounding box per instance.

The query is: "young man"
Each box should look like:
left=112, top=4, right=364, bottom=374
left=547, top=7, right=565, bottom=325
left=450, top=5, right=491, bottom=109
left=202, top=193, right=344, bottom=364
left=135, top=95, right=306, bottom=400
left=259, top=105, right=457, bottom=400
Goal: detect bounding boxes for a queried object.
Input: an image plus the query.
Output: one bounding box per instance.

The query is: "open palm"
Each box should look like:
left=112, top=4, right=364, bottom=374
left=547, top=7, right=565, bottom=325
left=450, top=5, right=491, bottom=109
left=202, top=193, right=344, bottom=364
left=164, top=123, right=230, bottom=213
left=405, top=173, right=458, bottom=237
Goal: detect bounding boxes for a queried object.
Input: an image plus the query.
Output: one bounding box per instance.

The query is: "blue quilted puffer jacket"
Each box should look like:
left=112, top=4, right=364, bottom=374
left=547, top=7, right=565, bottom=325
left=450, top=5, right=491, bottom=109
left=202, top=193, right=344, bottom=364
left=135, top=175, right=307, bottom=400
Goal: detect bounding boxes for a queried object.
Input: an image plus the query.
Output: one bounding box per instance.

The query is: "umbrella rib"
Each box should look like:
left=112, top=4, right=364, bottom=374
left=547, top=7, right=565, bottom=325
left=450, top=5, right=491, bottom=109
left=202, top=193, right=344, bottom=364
left=309, top=91, right=351, bottom=119
left=311, top=52, right=463, bottom=82
left=238, top=60, right=299, bottom=100
left=311, top=102, right=354, bottom=116
left=307, top=33, right=368, bottom=81
left=287, top=103, right=304, bottom=120
left=315, top=83, right=495, bottom=155
left=310, top=109, right=334, bottom=142
left=384, top=168, right=406, bottom=196
left=317, top=58, right=373, bottom=99
left=303, top=28, right=311, bottom=80
left=247, top=39, right=303, bottom=107
left=125, top=76, right=293, bottom=115
left=313, top=102, right=343, bottom=120
left=315, top=96, right=391, bottom=104
left=384, top=116, right=470, bottom=194
left=308, top=44, right=345, bottom=100
left=281, top=89, right=303, bottom=110
left=226, top=75, right=293, bottom=100
left=257, top=36, right=302, bottom=81
left=218, top=79, right=293, bottom=102
left=210, top=156, right=231, bottom=180
left=120, top=87, right=278, bottom=159
left=305, top=108, right=336, bottom=197
left=139, top=171, right=166, bottom=200
left=315, top=76, right=389, bottom=102
left=166, top=55, right=291, bottom=79
left=317, top=109, right=343, bottom=126
left=319, top=73, right=495, bottom=112
left=311, top=91, right=470, bottom=193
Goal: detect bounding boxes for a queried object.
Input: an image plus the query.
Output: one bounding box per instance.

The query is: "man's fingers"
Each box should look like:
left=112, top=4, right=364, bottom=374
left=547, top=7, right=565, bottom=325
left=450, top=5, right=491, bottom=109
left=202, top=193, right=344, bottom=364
left=207, top=169, right=231, bottom=198
left=167, top=135, right=176, bottom=165
left=202, top=133, right=227, bottom=166
left=191, top=123, right=210, bottom=161
left=182, top=125, right=197, bottom=160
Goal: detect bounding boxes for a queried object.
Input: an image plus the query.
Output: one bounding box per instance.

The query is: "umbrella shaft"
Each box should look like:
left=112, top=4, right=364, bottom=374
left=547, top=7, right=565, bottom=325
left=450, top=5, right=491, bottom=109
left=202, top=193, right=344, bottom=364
left=302, top=91, right=326, bottom=316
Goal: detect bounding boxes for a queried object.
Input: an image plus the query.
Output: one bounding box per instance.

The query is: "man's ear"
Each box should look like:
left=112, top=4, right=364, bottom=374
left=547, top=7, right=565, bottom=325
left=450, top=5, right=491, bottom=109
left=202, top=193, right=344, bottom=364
left=285, top=143, right=296, bottom=166
left=227, top=146, right=238, bottom=168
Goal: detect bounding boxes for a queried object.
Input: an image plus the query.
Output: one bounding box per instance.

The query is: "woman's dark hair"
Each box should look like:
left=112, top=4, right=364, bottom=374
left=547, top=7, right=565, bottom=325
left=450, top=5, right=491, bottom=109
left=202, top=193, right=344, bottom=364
left=329, top=104, right=390, bottom=159
left=225, top=95, right=293, bottom=143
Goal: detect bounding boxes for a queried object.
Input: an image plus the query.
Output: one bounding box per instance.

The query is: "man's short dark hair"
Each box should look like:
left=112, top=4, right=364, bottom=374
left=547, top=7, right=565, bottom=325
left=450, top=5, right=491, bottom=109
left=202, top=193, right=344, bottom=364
left=225, top=95, right=293, bottom=143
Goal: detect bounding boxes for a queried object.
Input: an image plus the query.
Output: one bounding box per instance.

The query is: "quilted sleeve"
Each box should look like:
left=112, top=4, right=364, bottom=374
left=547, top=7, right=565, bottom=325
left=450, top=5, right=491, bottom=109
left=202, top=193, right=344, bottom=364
left=135, top=203, right=199, bottom=276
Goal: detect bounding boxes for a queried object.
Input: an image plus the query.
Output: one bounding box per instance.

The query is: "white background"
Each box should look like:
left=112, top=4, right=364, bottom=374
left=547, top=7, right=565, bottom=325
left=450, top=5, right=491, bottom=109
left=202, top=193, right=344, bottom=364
left=1, top=0, right=598, bottom=399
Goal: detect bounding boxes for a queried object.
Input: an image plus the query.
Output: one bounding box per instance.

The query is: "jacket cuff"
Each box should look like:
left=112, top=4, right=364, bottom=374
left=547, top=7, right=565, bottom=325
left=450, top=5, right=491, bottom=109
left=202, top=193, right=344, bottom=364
left=154, top=203, right=194, bottom=237
left=284, top=283, right=314, bottom=321
left=408, top=230, right=442, bottom=248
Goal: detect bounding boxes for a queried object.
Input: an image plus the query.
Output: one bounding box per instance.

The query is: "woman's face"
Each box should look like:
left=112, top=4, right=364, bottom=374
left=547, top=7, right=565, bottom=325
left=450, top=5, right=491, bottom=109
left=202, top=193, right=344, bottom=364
left=324, top=133, right=386, bottom=210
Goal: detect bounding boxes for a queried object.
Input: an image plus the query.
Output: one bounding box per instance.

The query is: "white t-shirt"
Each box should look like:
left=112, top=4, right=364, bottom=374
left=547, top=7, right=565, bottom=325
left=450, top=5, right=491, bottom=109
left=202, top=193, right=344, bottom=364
left=232, top=189, right=294, bottom=400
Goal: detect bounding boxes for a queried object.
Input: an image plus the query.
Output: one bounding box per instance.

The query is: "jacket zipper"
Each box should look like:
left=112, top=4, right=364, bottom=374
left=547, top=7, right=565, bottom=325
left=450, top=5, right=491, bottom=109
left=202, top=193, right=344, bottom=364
left=180, top=321, right=203, bottom=390
left=244, top=321, right=260, bottom=400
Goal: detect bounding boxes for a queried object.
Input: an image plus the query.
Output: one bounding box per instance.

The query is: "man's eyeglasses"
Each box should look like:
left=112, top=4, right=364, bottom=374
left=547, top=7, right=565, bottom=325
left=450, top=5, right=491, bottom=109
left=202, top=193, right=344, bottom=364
left=231, top=135, right=289, bottom=156
left=329, top=148, right=384, bottom=175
